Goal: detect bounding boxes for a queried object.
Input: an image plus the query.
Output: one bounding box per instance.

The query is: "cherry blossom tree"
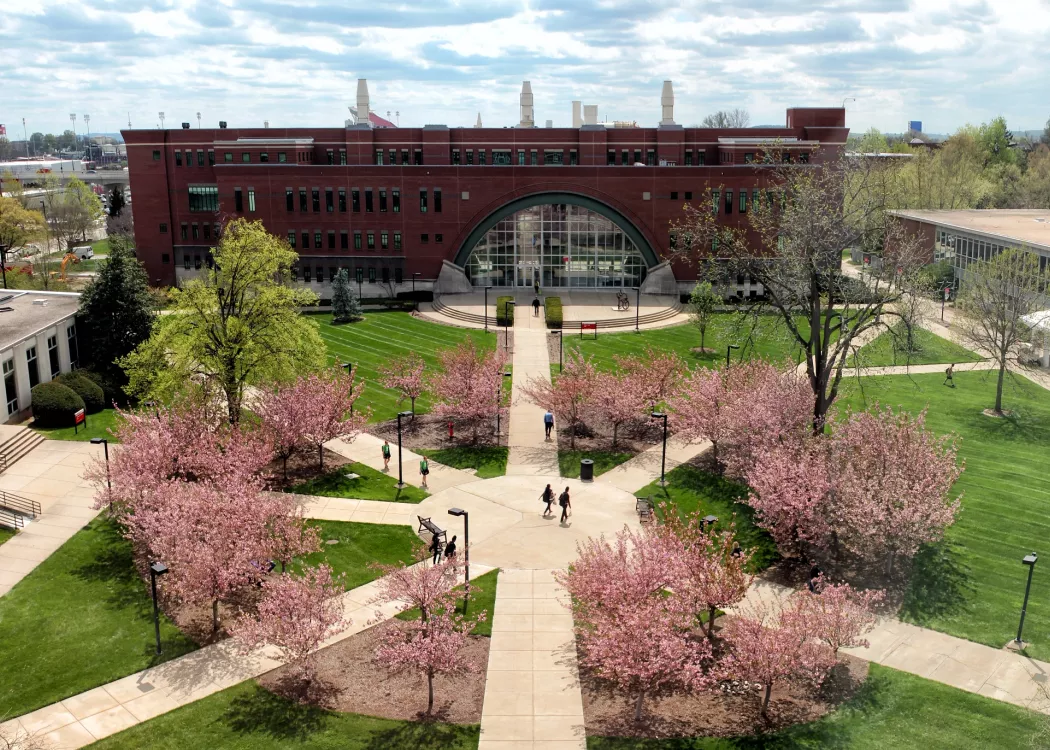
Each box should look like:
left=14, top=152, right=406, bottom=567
left=267, top=504, right=322, bottom=572
left=429, top=340, right=508, bottom=442
left=591, top=370, right=646, bottom=448
left=789, top=578, right=883, bottom=656
left=371, top=553, right=485, bottom=714
left=669, top=366, right=731, bottom=462
left=616, top=346, right=686, bottom=411
left=520, top=350, right=596, bottom=448
left=558, top=527, right=712, bottom=722
left=378, top=354, right=427, bottom=416
left=230, top=564, right=349, bottom=684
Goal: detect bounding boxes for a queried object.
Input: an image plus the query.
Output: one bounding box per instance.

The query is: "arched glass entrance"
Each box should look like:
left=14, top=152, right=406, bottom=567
left=464, top=203, right=648, bottom=288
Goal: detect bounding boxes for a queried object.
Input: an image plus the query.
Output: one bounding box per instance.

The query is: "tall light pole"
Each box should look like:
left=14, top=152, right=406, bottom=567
left=484, top=286, right=493, bottom=332
left=629, top=286, right=640, bottom=333
left=158, top=111, right=165, bottom=129
left=90, top=437, right=111, bottom=499
left=726, top=344, right=740, bottom=368
left=69, top=114, right=76, bottom=153
left=448, top=508, right=470, bottom=608
left=22, top=118, right=29, bottom=157
left=196, top=112, right=201, bottom=129
left=1016, top=553, right=1038, bottom=647
left=650, top=411, right=668, bottom=486
left=149, top=562, right=169, bottom=655
left=396, top=410, right=412, bottom=488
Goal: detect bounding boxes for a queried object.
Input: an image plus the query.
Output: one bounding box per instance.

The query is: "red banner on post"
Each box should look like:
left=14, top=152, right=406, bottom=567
left=74, top=408, right=85, bottom=425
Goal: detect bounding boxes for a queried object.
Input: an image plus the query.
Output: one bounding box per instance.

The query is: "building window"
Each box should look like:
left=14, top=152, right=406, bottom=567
left=712, top=190, right=720, bottom=215
left=183, top=151, right=191, bottom=168
left=195, top=150, right=203, bottom=166
left=312, top=231, right=320, bottom=249
left=162, top=253, right=170, bottom=264
left=375, top=149, right=383, bottom=166
left=367, top=231, right=375, bottom=249
left=434, top=188, right=442, bottom=213
left=379, top=189, right=387, bottom=212
left=286, top=189, right=294, bottom=212
left=340, top=231, right=348, bottom=250
left=47, top=336, right=60, bottom=379
left=180, top=223, right=188, bottom=240
left=544, top=151, right=564, bottom=165
left=466, top=150, right=474, bottom=166
left=352, top=189, right=360, bottom=212
left=194, top=253, right=202, bottom=269
left=67, top=325, right=78, bottom=370
left=355, top=267, right=364, bottom=283
left=478, top=150, right=486, bottom=165
left=247, top=189, right=256, bottom=212
left=234, top=188, right=243, bottom=212
left=326, top=149, right=334, bottom=165
left=288, top=231, right=296, bottom=248
left=175, top=151, right=182, bottom=167
left=799, top=152, right=810, bottom=164
left=368, top=267, right=377, bottom=283
left=188, top=185, right=219, bottom=212
left=622, top=149, right=629, bottom=165
left=303, top=266, right=312, bottom=282
left=531, top=150, right=538, bottom=165
left=328, top=230, right=336, bottom=249
left=365, top=189, right=374, bottom=213
left=421, top=233, right=429, bottom=243
left=203, top=224, right=211, bottom=240
left=299, top=189, right=308, bottom=212
left=159, top=223, right=168, bottom=233
left=671, top=191, right=678, bottom=200
left=192, top=224, right=199, bottom=240
left=152, top=150, right=161, bottom=161
left=725, top=190, right=733, bottom=215
left=260, top=152, right=269, bottom=163
left=452, top=149, right=461, bottom=165
left=26, top=346, right=39, bottom=389
left=334, top=188, right=344, bottom=212
left=739, top=190, right=747, bottom=214
left=570, top=150, right=578, bottom=166
left=339, top=149, right=346, bottom=165
left=278, top=152, right=287, bottom=163
left=382, top=267, right=390, bottom=283
left=354, top=231, right=362, bottom=250
left=312, top=188, right=320, bottom=213
left=519, top=150, right=526, bottom=165
left=744, top=152, right=754, bottom=163
left=633, top=149, right=641, bottom=164
left=401, top=149, right=409, bottom=165
left=684, top=150, right=692, bottom=166
left=208, top=150, right=215, bottom=166
left=493, top=150, right=511, bottom=165
left=389, top=149, right=396, bottom=165
left=4, top=359, right=17, bottom=415
left=325, top=188, right=334, bottom=212
left=697, top=151, right=706, bottom=166
left=414, top=149, right=422, bottom=165
left=392, top=188, right=400, bottom=213
left=241, top=152, right=250, bottom=163
left=381, top=231, right=388, bottom=249
left=607, top=149, right=616, bottom=165
left=419, top=189, right=427, bottom=213
left=646, top=149, right=655, bottom=166
left=435, top=233, right=443, bottom=243
left=395, top=268, right=403, bottom=284
left=685, top=192, right=693, bottom=200
left=302, top=231, right=310, bottom=249
left=224, top=152, right=233, bottom=162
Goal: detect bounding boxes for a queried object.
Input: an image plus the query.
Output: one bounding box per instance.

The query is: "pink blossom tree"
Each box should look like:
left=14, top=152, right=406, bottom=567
left=371, top=553, right=485, bottom=714
left=591, top=370, right=646, bottom=448
left=378, top=354, right=427, bottom=416
left=669, top=366, right=731, bottom=462
left=616, top=346, right=686, bottom=412
left=789, top=578, right=884, bottom=656
left=558, top=527, right=712, bottom=722
left=229, top=564, right=349, bottom=684
left=266, top=502, right=322, bottom=571
left=520, top=350, right=597, bottom=448
left=429, top=340, right=509, bottom=442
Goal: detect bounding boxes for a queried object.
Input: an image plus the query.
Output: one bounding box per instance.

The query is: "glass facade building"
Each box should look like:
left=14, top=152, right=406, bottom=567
left=464, top=203, right=648, bottom=288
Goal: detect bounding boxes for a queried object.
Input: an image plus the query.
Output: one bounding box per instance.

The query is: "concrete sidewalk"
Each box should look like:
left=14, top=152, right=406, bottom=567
left=325, top=432, right=481, bottom=495
left=595, top=437, right=711, bottom=494
left=506, top=306, right=560, bottom=476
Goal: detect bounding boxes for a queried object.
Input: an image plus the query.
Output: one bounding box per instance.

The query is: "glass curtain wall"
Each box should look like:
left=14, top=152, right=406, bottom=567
left=465, top=204, right=647, bottom=288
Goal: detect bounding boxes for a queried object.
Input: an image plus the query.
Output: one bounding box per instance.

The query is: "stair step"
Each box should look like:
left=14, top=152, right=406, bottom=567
left=0, top=428, right=46, bottom=473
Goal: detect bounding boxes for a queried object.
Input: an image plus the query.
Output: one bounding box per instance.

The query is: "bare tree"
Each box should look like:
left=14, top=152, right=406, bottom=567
left=0, top=720, right=51, bottom=750
left=957, top=247, right=1048, bottom=415
left=699, top=109, right=751, bottom=128
left=669, top=150, right=926, bottom=432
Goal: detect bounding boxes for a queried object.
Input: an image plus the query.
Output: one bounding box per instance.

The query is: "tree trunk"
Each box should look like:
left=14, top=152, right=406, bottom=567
left=319, top=444, right=324, bottom=471
left=707, top=604, right=718, bottom=640
left=886, top=549, right=896, bottom=578
left=283, top=456, right=288, bottom=482
left=427, top=668, right=435, bottom=714
left=995, top=360, right=1006, bottom=414
left=411, top=397, right=416, bottom=416
left=212, top=599, right=220, bottom=634
left=569, top=420, right=575, bottom=449
left=700, top=327, right=706, bottom=351
left=761, top=682, right=773, bottom=719
left=634, top=690, right=645, bottom=722
left=612, top=422, right=618, bottom=449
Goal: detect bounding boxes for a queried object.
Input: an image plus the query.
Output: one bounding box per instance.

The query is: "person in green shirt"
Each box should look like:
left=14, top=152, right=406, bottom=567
left=419, top=457, right=430, bottom=489
left=382, top=440, right=391, bottom=471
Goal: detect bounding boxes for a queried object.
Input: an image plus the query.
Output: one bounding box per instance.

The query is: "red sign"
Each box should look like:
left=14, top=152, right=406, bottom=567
left=74, top=408, right=85, bottom=425
left=0, top=125, right=6, bottom=137
left=581, top=322, right=597, bottom=331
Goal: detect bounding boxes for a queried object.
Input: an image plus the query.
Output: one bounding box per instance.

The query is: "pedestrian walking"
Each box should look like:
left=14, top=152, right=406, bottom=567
left=429, top=534, right=442, bottom=565
left=944, top=363, right=955, bottom=388
left=807, top=565, right=823, bottom=593
left=532, top=297, right=541, bottom=317
left=558, top=486, right=571, bottom=524
left=540, top=483, right=555, bottom=516
left=381, top=440, right=391, bottom=471
left=419, top=456, right=430, bottom=489
left=444, top=535, right=457, bottom=560
left=544, top=409, right=554, bottom=440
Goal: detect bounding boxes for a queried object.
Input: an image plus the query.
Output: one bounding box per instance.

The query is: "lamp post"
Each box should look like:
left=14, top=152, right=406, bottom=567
left=495, top=371, right=512, bottom=443
left=448, top=508, right=470, bottom=608
left=396, top=410, right=412, bottom=488
left=196, top=112, right=201, bottom=129
left=650, top=411, right=668, bottom=486
left=90, top=437, right=110, bottom=497
left=484, top=286, right=493, bottom=332
left=629, top=286, right=640, bottom=333
left=726, top=344, right=740, bottom=368
left=1016, top=553, right=1038, bottom=647
left=149, top=562, right=169, bottom=655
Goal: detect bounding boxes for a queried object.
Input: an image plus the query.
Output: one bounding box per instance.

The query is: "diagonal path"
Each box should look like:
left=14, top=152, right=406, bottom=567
left=506, top=304, right=560, bottom=476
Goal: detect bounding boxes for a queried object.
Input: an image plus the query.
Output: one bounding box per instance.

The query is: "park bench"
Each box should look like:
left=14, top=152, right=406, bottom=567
left=417, top=515, right=447, bottom=546
left=636, top=496, right=654, bottom=522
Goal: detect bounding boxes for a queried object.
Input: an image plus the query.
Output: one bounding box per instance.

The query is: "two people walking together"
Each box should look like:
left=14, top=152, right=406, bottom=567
left=540, top=483, right=572, bottom=524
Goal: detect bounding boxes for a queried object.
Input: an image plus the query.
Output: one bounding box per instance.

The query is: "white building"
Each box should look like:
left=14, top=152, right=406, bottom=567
left=0, top=291, right=81, bottom=423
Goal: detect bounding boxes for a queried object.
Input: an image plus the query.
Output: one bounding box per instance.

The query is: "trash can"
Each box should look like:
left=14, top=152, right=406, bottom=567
left=580, top=458, right=594, bottom=482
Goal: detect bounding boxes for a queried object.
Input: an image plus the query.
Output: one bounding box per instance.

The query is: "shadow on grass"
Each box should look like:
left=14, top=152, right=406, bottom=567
left=899, top=539, right=974, bottom=625
left=70, top=518, right=151, bottom=615
left=225, top=686, right=330, bottom=741
left=359, top=720, right=480, bottom=750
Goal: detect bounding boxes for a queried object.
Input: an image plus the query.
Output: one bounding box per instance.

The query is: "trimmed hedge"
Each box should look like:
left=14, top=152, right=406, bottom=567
left=31, top=382, right=85, bottom=428
left=545, top=296, right=563, bottom=329
left=496, top=295, right=514, bottom=327
left=56, top=372, right=105, bottom=414
left=79, top=369, right=125, bottom=408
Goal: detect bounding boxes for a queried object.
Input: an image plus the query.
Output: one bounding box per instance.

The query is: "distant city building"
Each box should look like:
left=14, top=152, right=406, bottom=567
left=908, top=120, right=923, bottom=133
left=123, top=79, right=849, bottom=291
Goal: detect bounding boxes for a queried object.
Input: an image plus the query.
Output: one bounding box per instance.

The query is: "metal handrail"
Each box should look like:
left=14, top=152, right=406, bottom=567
left=0, top=490, right=40, bottom=518
left=0, top=508, right=24, bottom=529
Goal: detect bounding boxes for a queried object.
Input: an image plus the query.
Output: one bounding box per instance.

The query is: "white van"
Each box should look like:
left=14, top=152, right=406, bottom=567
left=71, top=246, right=95, bottom=261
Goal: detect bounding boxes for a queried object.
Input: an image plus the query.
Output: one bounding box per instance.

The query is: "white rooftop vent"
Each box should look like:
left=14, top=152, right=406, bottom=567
left=32, top=299, right=48, bottom=306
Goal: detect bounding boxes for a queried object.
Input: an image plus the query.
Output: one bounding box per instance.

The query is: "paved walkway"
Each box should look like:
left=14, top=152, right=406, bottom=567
left=0, top=440, right=104, bottom=597
left=325, top=432, right=481, bottom=494
left=479, top=569, right=585, bottom=750
left=596, top=437, right=712, bottom=493
left=0, top=562, right=491, bottom=749
left=506, top=304, right=560, bottom=476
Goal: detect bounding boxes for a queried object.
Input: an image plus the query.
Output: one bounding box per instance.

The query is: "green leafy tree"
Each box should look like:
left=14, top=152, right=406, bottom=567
left=1, top=170, right=27, bottom=207
left=77, top=237, right=155, bottom=385
left=108, top=185, right=126, bottom=217
left=688, top=281, right=720, bottom=351
left=977, top=116, right=1017, bottom=167
left=1021, top=144, right=1050, bottom=208
left=63, top=176, right=104, bottom=246
left=331, top=268, right=361, bottom=323
left=1043, top=116, right=1050, bottom=145
left=0, top=196, right=45, bottom=255
left=122, top=219, right=326, bottom=423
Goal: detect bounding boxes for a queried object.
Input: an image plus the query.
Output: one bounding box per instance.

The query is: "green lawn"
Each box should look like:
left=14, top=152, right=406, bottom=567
left=635, top=465, right=779, bottom=573
left=587, top=664, right=1043, bottom=749
left=86, top=680, right=481, bottom=750
left=90, top=238, right=112, bottom=255
left=315, top=312, right=495, bottom=422
left=854, top=325, right=982, bottom=368
left=397, top=569, right=500, bottom=637
left=0, top=526, right=16, bottom=546
left=289, top=462, right=429, bottom=504
left=31, top=407, right=121, bottom=442
left=296, top=521, right=424, bottom=590
left=0, top=517, right=197, bottom=718
left=840, top=371, right=1050, bottom=659
left=559, top=450, right=634, bottom=479
left=558, top=314, right=817, bottom=374
left=417, top=446, right=509, bottom=478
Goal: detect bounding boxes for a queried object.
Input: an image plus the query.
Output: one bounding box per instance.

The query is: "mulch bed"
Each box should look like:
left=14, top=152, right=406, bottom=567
left=555, top=414, right=664, bottom=457
left=258, top=620, right=490, bottom=724
left=267, top=447, right=353, bottom=491
left=371, top=413, right=507, bottom=451
left=581, top=651, right=869, bottom=740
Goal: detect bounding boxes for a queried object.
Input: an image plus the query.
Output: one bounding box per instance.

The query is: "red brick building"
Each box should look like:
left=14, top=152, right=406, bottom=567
left=122, top=106, right=847, bottom=294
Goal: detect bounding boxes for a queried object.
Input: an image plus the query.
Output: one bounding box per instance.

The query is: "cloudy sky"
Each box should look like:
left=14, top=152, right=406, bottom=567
left=3, top=0, right=1049, bottom=138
